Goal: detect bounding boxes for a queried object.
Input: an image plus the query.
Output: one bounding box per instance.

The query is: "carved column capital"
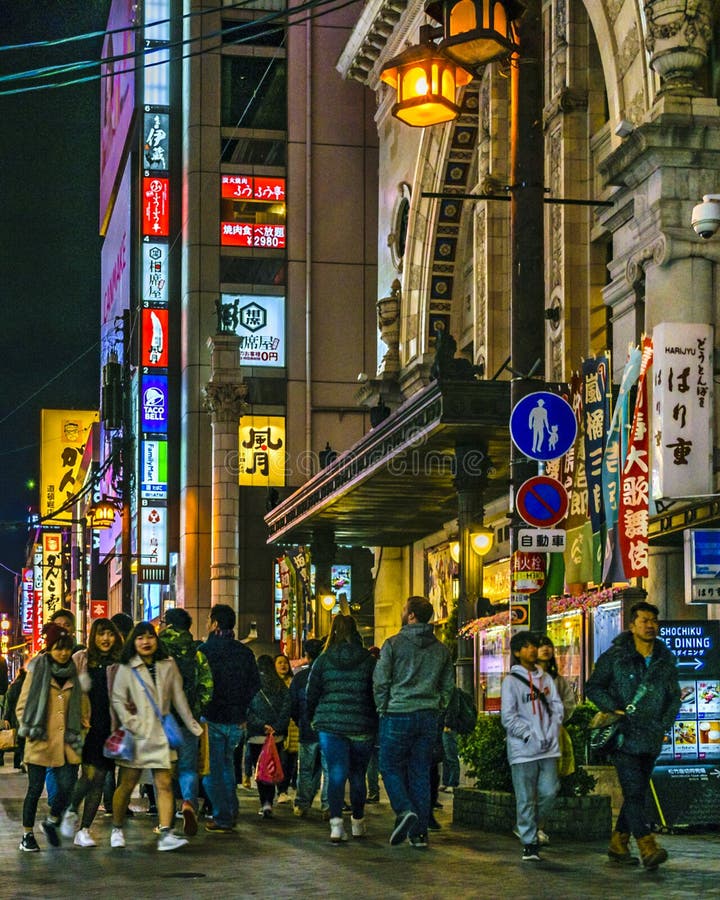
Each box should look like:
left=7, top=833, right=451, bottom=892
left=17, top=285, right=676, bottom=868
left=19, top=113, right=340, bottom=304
left=202, top=382, right=249, bottom=423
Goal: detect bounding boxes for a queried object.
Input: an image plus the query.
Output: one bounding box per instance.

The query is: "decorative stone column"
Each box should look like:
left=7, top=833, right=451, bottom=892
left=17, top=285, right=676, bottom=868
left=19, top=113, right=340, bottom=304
left=202, top=330, right=248, bottom=612
left=377, top=279, right=401, bottom=377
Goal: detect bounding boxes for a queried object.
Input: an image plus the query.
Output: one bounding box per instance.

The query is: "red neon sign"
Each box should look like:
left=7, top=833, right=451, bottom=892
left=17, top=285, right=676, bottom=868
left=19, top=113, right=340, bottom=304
left=143, top=177, right=169, bottom=236
left=221, top=175, right=286, bottom=201
left=220, top=223, right=286, bottom=248
left=141, top=307, right=169, bottom=368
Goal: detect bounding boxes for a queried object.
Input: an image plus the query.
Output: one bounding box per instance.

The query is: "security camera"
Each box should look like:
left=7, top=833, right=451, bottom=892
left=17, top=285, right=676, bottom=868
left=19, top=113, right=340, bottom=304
left=691, top=194, right=720, bottom=239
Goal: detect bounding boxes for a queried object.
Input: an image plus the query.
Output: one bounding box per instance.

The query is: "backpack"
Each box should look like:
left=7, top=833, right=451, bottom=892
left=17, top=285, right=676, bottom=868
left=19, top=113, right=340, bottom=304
left=173, top=648, right=199, bottom=714
left=444, top=686, right=478, bottom=735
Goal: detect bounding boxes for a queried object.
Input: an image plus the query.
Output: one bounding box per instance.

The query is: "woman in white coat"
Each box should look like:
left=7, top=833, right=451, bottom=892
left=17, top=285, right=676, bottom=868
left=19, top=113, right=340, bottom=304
left=110, top=621, right=203, bottom=851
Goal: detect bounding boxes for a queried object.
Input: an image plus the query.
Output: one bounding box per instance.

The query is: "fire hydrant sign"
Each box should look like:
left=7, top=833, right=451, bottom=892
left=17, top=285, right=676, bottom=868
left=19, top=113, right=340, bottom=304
left=511, top=551, right=546, bottom=594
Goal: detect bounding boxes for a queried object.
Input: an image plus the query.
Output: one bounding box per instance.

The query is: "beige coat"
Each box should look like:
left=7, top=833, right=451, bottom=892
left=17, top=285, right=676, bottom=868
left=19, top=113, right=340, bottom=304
left=16, top=663, right=89, bottom=768
left=111, top=655, right=202, bottom=770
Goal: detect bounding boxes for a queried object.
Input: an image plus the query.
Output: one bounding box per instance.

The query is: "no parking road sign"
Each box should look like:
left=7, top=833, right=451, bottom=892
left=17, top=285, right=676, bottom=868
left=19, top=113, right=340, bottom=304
left=510, top=391, right=577, bottom=461
left=515, top=475, right=568, bottom=528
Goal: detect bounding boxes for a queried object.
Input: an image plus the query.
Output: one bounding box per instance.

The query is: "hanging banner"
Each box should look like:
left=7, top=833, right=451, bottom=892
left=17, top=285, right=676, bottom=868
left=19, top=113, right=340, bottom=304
left=652, top=322, right=714, bottom=499
left=601, top=347, right=642, bottom=583
left=619, top=337, right=653, bottom=578
left=40, top=410, right=99, bottom=520
left=582, top=355, right=611, bottom=535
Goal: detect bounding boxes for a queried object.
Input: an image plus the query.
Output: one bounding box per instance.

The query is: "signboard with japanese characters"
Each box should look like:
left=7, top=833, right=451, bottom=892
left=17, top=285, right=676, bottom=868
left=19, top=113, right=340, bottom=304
left=220, top=175, right=286, bottom=248
left=517, top=529, right=566, bottom=553
left=143, top=111, right=169, bottom=171
left=21, top=567, right=34, bottom=635
left=238, top=416, right=286, bottom=486
left=684, top=529, right=720, bottom=603
left=511, top=551, right=546, bottom=594
left=221, top=293, right=285, bottom=368
left=40, top=409, right=99, bottom=520
left=652, top=322, right=713, bottom=499
left=139, top=503, right=168, bottom=575
left=42, top=531, right=65, bottom=622
left=141, top=241, right=168, bottom=305
left=90, top=600, right=109, bottom=620
left=618, top=337, right=653, bottom=578
left=142, top=176, right=170, bottom=237
left=141, top=308, right=169, bottom=368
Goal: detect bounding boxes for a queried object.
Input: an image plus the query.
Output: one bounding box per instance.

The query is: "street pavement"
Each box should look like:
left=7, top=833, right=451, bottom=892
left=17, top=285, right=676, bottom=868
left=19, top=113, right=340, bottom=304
left=1, top=762, right=719, bottom=899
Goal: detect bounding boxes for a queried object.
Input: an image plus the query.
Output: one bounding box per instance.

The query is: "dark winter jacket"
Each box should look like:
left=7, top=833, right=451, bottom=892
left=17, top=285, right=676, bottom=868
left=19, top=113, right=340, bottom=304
left=586, top=630, right=681, bottom=757
left=373, top=622, right=454, bottom=715
left=199, top=631, right=261, bottom=724
left=306, top=639, right=378, bottom=736
left=290, top=664, right=318, bottom=744
left=246, top=681, right=291, bottom=741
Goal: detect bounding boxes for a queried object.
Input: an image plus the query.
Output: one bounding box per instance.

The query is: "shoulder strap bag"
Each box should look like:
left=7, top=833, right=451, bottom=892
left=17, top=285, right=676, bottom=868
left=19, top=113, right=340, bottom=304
left=509, top=671, right=552, bottom=719
left=588, top=675, right=652, bottom=753
left=132, top=667, right=184, bottom=750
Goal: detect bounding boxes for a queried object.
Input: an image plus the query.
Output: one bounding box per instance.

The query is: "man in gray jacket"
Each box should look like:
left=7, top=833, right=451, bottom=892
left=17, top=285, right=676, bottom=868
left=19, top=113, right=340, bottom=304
left=373, top=595, right=454, bottom=849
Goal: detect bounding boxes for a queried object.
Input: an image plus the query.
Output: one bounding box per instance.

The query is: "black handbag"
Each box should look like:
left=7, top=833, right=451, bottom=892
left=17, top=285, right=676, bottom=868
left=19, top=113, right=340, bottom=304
left=589, top=679, right=651, bottom=753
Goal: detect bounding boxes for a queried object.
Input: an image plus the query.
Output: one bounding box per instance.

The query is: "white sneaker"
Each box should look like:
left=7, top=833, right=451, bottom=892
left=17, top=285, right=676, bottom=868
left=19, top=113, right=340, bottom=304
left=74, top=828, right=97, bottom=848
left=110, top=828, right=125, bottom=848
left=158, top=830, right=189, bottom=852
left=329, top=816, right=348, bottom=843
left=60, top=810, right=79, bottom=839
left=538, top=829, right=550, bottom=845
left=351, top=817, right=366, bottom=838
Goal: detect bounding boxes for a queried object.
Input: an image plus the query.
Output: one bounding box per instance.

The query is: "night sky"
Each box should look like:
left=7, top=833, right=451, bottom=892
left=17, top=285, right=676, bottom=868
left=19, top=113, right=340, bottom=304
left=0, top=1, right=112, bottom=612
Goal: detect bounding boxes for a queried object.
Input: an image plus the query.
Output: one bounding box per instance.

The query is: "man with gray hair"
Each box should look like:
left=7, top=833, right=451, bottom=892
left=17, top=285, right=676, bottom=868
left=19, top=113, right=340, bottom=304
left=373, top=595, right=454, bottom=849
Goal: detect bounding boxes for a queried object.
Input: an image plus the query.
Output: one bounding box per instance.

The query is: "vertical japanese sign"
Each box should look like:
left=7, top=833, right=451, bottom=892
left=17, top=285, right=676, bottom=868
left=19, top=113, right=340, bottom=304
left=564, top=379, right=594, bottom=585
left=619, top=337, right=653, bottom=578
left=40, top=410, right=99, bottom=520
left=601, top=347, right=642, bottom=582
left=652, top=322, right=714, bottom=499
left=583, top=355, right=610, bottom=581
left=142, top=177, right=170, bottom=236
left=238, top=416, right=286, bottom=486
left=141, top=308, right=169, bottom=368
left=42, top=531, right=64, bottom=622
left=33, top=543, right=43, bottom=652
left=21, top=567, right=34, bottom=635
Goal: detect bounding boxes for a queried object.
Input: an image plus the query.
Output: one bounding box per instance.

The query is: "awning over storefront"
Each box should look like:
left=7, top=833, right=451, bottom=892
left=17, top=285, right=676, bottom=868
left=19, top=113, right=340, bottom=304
left=265, top=379, right=512, bottom=547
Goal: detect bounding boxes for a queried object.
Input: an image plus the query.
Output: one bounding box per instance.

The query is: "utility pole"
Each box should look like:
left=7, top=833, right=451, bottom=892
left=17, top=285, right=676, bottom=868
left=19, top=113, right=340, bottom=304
left=509, top=0, right=547, bottom=634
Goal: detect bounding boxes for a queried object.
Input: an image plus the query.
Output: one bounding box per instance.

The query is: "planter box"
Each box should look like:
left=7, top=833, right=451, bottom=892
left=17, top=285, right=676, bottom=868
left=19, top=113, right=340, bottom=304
left=453, top=787, right=612, bottom=841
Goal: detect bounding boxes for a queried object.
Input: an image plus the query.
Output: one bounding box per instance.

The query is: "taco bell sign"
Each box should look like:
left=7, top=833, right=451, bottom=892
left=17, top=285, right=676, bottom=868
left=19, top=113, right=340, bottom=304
left=141, top=374, right=168, bottom=433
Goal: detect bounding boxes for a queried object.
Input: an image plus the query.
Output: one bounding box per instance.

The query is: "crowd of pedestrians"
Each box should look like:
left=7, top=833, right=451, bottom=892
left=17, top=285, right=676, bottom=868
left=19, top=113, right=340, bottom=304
left=2, top=595, right=680, bottom=875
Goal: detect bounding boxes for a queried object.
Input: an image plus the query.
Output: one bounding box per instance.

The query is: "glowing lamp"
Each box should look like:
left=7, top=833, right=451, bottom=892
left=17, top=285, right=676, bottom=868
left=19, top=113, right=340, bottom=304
left=88, top=497, right=120, bottom=529
left=320, top=594, right=336, bottom=611
left=425, top=0, right=519, bottom=67
left=449, top=541, right=460, bottom=563
left=470, top=525, right=494, bottom=556
left=380, top=41, right=473, bottom=127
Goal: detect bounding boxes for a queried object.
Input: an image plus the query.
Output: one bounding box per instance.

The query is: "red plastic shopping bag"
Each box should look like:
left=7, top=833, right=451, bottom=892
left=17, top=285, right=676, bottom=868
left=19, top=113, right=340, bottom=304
left=256, top=733, right=284, bottom=784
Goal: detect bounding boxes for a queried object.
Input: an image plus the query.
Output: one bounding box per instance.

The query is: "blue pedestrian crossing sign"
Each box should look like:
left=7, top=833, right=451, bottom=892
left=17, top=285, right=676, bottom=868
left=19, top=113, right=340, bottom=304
left=510, top=391, right=577, bottom=461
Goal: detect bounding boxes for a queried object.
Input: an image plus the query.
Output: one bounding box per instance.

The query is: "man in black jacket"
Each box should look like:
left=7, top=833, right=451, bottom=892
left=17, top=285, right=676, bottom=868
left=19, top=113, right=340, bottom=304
left=199, top=604, right=260, bottom=832
left=586, top=601, right=680, bottom=870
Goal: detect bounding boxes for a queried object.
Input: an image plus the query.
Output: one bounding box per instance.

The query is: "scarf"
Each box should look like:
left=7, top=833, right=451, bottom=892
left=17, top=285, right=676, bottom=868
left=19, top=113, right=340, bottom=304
left=18, top=654, right=85, bottom=753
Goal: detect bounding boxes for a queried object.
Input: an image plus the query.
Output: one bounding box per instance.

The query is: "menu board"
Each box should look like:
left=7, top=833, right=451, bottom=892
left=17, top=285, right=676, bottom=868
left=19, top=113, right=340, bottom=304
left=657, top=621, right=720, bottom=762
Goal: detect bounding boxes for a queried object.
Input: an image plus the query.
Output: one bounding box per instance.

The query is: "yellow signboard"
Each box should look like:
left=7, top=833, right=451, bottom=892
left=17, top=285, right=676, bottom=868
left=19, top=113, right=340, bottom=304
left=238, top=415, right=286, bottom=487
left=40, top=409, right=99, bottom=520
left=484, top=557, right=512, bottom=605
left=42, top=530, right=64, bottom=622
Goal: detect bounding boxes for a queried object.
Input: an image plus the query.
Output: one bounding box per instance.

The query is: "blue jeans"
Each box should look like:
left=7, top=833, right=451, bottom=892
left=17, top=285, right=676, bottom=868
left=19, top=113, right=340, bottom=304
left=318, top=732, right=373, bottom=819
left=511, top=757, right=559, bottom=846
left=441, top=729, right=460, bottom=787
left=176, top=724, right=199, bottom=808
left=295, top=741, right=325, bottom=810
left=613, top=751, right=656, bottom=838
left=379, top=710, right=439, bottom=834
left=202, top=721, right=241, bottom=827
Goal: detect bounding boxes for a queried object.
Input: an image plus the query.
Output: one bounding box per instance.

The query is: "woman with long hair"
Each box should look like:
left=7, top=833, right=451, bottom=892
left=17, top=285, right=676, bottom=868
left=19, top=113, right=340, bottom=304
left=273, top=653, right=298, bottom=803
left=16, top=624, right=88, bottom=851
left=306, top=615, right=377, bottom=843
left=537, top=635, right=577, bottom=721
left=60, top=618, right=123, bottom=847
left=246, top=654, right=291, bottom=817
left=110, top=621, right=203, bottom=851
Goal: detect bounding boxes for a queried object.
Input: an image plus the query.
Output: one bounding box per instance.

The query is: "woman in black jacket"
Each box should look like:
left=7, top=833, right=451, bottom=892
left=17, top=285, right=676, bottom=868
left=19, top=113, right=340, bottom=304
left=246, top=655, right=291, bottom=817
left=306, top=615, right=377, bottom=843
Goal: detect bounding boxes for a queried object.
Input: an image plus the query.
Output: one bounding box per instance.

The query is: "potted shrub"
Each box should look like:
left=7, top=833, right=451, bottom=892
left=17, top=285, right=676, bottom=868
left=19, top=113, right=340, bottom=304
left=453, top=704, right=612, bottom=841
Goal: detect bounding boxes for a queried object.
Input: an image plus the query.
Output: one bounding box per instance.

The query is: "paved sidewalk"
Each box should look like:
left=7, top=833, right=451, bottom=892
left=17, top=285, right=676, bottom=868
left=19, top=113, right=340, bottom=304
left=1, top=763, right=719, bottom=899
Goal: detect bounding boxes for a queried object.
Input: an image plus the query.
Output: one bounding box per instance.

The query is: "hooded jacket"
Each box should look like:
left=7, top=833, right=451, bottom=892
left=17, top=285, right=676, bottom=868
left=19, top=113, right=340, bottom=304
left=585, top=630, right=681, bottom=757
left=373, top=622, right=454, bottom=715
left=306, top=639, right=377, bottom=736
left=501, top=664, right=563, bottom=765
